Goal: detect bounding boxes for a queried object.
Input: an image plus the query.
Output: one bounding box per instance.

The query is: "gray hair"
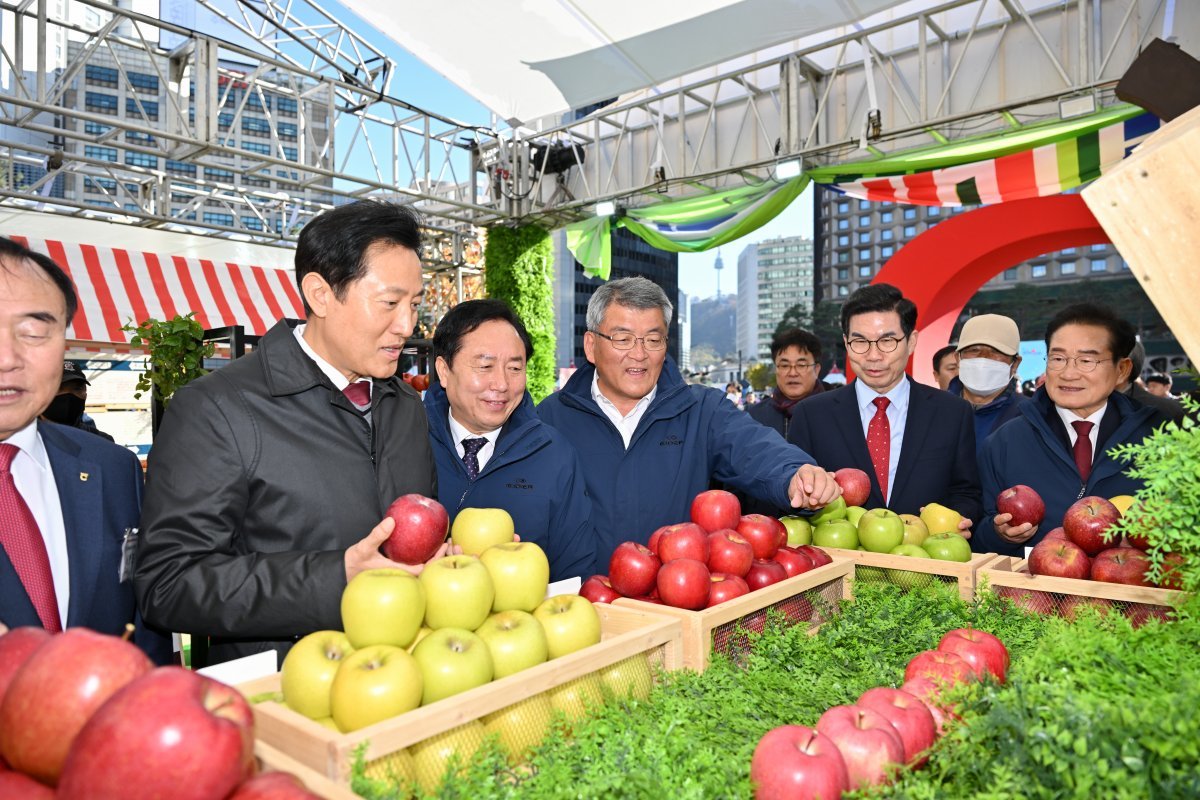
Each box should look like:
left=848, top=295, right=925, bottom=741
left=586, top=276, right=674, bottom=332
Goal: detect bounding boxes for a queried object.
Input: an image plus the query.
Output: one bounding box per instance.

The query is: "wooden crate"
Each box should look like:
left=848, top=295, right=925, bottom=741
left=977, top=555, right=1186, bottom=624
left=613, top=557, right=854, bottom=672
left=255, top=740, right=359, bottom=799
left=816, top=547, right=997, bottom=602
left=239, top=602, right=682, bottom=789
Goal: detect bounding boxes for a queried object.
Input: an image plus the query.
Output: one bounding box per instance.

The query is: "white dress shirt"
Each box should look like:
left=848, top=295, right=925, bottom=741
left=6, top=421, right=69, bottom=627
left=854, top=377, right=911, bottom=504
left=293, top=324, right=371, bottom=402
left=592, top=372, right=657, bottom=449
left=1056, top=402, right=1107, bottom=464
left=448, top=412, right=502, bottom=474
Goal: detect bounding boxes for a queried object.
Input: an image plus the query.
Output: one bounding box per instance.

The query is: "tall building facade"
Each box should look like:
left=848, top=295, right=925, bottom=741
left=677, top=289, right=691, bottom=372
left=735, top=244, right=757, bottom=362
left=737, top=235, right=815, bottom=361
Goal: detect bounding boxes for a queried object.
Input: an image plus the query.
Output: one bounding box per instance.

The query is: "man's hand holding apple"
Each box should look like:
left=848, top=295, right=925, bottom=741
left=344, top=517, right=453, bottom=582
left=993, top=513, right=1037, bottom=544
left=788, top=465, right=841, bottom=510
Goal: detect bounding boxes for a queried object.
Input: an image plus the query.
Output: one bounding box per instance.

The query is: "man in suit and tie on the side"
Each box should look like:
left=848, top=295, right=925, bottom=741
left=787, top=283, right=982, bottom=535
left=0, top=236, right=169, bottom=662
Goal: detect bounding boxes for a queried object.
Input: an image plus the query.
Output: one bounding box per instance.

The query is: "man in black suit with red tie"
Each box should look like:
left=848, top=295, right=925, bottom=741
left=786, top=284, right=981, bottom=536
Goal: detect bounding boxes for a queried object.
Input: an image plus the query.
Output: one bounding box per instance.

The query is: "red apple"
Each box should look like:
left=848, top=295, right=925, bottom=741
left=815, top=705, right=904, bottom=789
left=1124, top=530, right=1151, bottom=551
left=1158, top=552, right=1186, bottom=590
left=227, top=772, right=321, bottom=798
left=1028, top=539, right=1091, bottom=579
left=1059, top=595, right=1113, bottom=621
left=647, top=524, right=670, bottom=554
left=707, top=573, right=751, bottom=607
left=1063, top=496, right=1121, bottom=556
left=996, top=586, right=1056, bottom=616
left=690, top=489, right=742, bottom=533
left=904, top=649, right=975, bottom=689
left=996, top=484, right=1045, bottom=528
left=579, top=575, right=622, bottom=604
left=857, top=687, right=937, bottom=767
left=833, top=468, right=871, bottom=507
left=656, top=558, right=711, bottom=610
left=937, top=629, right=1009, bottom=684
left=657, top=523, right=711, bottom=563
left=796, top=545, right=833, bottom=568
left=0, top=771, right=54, bottom=798
left=899, top=677, right=955, bottom=736
left=773, top=546, right=815, bottom=578
left=608, top=542, right=661, bottom=598
left=1126, top=602, right=1171, bottom=628
left=0, top=627, right=51, bottom=708
left=381, top=494, right=450, bottom=564
left=750, top=724, right=850, bottom=800
left=745, top=559, right=788, bottom=591
left=0, top=629, right=152, bottom=785
left=707, top=530, right=754, bottom=577
left=737, top=514, right=786, bottom=560
left=58, top=667, right=255, bottom=800
left=1091, top=547, right=1153, bottom=586
left=1042, top=527, right=1068, bottom=542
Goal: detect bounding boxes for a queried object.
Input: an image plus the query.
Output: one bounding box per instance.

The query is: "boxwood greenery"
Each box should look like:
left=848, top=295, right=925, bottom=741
left=483, top=225, right=556, bottom=402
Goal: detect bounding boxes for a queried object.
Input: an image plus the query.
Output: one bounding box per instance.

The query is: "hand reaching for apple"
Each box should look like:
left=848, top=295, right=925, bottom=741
left=345, top=517, right=452, bottom=582
left=992, top=513, right=1037, bottom=544
left=788, top=465, right=841, bottom=510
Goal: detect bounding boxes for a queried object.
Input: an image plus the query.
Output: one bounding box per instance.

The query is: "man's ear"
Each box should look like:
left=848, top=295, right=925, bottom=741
left=583, top=331, right=597, bottom=365
left=435, top=355, right=451, bottom=387
left=1115, top=356, right=1133, bottom=387
left=301, top=272, right=332, bottom=319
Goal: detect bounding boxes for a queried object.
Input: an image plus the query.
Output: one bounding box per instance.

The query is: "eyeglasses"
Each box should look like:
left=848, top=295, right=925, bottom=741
left=591, top=330, right=668, bottom=351
left=775, top=361, right=817, bottom=373
left=845, top=336, right=905, bottom=355
left=1046, top=354, right=1111, bottom=373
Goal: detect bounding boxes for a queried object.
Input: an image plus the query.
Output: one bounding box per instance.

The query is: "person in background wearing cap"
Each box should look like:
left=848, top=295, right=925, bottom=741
left=946, top=314, right=1028, bottom=460
left=931, top=344, right=960, bottom=390
left=1117, top=341, right=1184, bottom=424
left=1145, top=373, right=1174, bottom=398
left=41, top=361, right=114, bottom=442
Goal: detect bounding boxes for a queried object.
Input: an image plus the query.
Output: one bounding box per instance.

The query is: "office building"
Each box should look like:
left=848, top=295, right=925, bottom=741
left=737, top=235, right=814, bottom=361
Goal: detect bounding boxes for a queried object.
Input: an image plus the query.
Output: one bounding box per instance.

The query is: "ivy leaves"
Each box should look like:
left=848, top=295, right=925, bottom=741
left=122, top=313, right=215, bottom=406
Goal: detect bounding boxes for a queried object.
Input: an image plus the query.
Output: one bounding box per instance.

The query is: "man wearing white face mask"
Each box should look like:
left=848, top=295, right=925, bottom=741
left=947, top=315, right=1028, bottom=460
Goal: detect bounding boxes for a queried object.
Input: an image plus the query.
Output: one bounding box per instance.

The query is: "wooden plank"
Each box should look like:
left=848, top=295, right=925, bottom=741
left=255, top=741, right=359, bottom=800
left=817, top=547, right=995, bottom=601
left=978, top=555, right=1186, bottom=606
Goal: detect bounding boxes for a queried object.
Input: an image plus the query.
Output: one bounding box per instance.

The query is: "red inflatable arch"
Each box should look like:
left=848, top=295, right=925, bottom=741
left=868, top=193, right=1111, bottom=385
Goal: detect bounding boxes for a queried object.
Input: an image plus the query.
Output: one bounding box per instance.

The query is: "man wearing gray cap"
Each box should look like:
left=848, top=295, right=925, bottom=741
left=41, top=362, right=114, bottom=442
left=947, top=314, right=1028, bottom=459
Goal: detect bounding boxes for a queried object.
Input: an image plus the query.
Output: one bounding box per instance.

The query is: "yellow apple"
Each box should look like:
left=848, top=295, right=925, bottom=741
left=314, top=717, right=341, bottom=732
left=341, top=568, right=426, bottom=649
left=1109, top=495, right=1135, bottom=515
left=533, top=595, right=601, bottom=659
left=280, top=630, right=355, bottom=720
left=362, top=747, right=416, bottom=786
left=479, top=542, right=550, bottom=612
left=920, top=502, right=963, bottom=535
left=329, top=645, right=422, bottom=732
left=409, top=721, right=486, bottom=794
left=475, top=610, right=549, bottom=678
left=411, top=628, right=494, bottom=705
left=482, top=694, right=553, bottom=763
left=899, top=513, right=929, bottom=546
left=420, top=555, right=495, bottom=631
left=597, top=653, right=654, bottom=702
left=451, top=508, right=515, bottom=556
left=407, top=626, right=433, bottom=653
left=547, top=673, right=604, bottom=723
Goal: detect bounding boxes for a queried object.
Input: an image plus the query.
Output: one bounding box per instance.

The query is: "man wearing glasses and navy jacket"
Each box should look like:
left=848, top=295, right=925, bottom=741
left=537, top=277, right=840, bottom=578
left=786, top=283, right=982, bottom=537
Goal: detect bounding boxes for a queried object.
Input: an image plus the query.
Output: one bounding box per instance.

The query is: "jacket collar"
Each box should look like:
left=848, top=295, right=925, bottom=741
left=1022, top=386, right=1155, bottom=477
left=424, top=380, right=546, bottom=461
left=259, top=319, right=397, bottom=403
left=560, top=358, right=688, bottom=409
left=948, top=376, right=1019, bottom=411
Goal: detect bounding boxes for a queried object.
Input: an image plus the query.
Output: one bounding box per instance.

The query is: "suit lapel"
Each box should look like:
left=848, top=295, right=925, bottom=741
left=890, top=379, right=933, bottom=505
left=833, top=382, right=885, bottom=503
left=40, top=425, right=104, bottom=629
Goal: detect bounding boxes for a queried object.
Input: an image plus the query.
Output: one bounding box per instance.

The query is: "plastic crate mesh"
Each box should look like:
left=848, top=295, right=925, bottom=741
left=855, top=564, right=957, bottom=592
left=482, top=693, right=554, bottom=764
left=993, top=585, right=1175, bottom=627
left=710, top=577, right=846, bottom=661
left=406, top=720, right=486, bottom=795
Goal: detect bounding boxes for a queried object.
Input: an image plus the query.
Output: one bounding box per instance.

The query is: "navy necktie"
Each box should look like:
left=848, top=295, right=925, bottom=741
left=461, top=438, right=487, bottom=481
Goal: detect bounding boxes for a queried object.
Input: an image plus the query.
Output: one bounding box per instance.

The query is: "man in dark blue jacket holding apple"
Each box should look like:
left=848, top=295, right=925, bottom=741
left=537, top=277, right=839, bottom=578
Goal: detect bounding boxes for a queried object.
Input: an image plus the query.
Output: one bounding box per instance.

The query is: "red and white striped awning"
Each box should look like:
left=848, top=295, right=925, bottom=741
left=12, top=236, right=305, bottom=344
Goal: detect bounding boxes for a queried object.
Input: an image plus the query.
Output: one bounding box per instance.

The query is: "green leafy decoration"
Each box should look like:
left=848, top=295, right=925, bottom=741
left=484, top=225, right=556, bottom=403
left=122, top=313, right=215, bottom=406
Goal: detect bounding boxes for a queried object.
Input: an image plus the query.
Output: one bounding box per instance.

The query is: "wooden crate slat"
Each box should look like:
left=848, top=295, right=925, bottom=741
left=817, top=547, right=996, bottom=601
left=978, top=555, right=1186, bottom=606
left=255, top=740, right=359, bottom=800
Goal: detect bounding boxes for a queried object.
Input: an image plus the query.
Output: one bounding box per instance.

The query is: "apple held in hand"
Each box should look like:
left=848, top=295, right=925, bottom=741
left=812, top=519, right=858, bottom=549
left=904, top=649, right=975, bottom=689
left=815, top=705, right=904, bottom=789
left=533, top=595, right=601, bottom=659
left=750, top=724, right=850, bottom=800
left=834, top=468, right=872, bottom=507
left=707, top=573, right=751, bottom=607
left=858, top=508, right=905, bottom=553
left=779, top=515, right=812, bottom=547
left=480, top=541, right=550, bottom=613
left=737, top=514, right=786, bottom=560
left=475, top=610, right=548, bottom=679
left=996, top=484, right=1045, bottom=528
left=1091, top=547, right=1153, bottom=586
left=609, top=542, right=661, bottom=598
left=450, top=507, right=515, bottom=556
left=690, top=489, right=742, bottom=532
left=921, top=532, right=972, bottom=563
left=342, top=568, right=425, bottom=649
left=857, top=686, right=937, bottom=767
left=657, top=558, right=711, bottom=609
left=412, top=628, right=494, bottom=705
left=57, top=667, right=255, bottom=800
left=330, top=645, right=423, bottom=732
left=898, top=514, right=928, bottom=546
left=420, top=555, right=496, bottom=631
left=579, top=575, right=622, bottom=604
left=919, top=502, right=962, bottom=535
left=383, top=494, right=450, bottom=564
left=1028, top=538, right=1091, bottom=579
left=937, top=628, right=1009, bottom=684
left=745, top=558, right=788, bottom=591
left=1063, top=496, right=1121, bottom=556
left=0, top=628, right=152, bottom=785
left=0, top=627, right=50, bottom=708
left=708, top=530, right=754, bottom=577
left=281, top=630, right=355, bottom=720
left=657, top=523, right=711, bottom=563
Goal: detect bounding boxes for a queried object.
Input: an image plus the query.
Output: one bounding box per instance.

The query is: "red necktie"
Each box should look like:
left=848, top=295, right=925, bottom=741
left=343, top=380, right=371, bottom=407
left=867, top=397, right=891, bottom=501
left=1072, top=420, right=1094, bottom=482
left=0, top=443, right=61, bottom=632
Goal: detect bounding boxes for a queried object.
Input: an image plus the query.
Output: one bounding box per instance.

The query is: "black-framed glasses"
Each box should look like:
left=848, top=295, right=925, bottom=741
left=1046, top=354, right=1109, bottom=373
left=591, top=330, right=668, bottom=351
left=845, top=336, right=905, bottom=355
left=775, top=361, right=817, bottom=373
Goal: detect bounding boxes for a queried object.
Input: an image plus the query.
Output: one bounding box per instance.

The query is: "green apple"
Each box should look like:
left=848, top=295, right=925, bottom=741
left=411, top=628, right=494, bottom=705
left=409, top=721, right=485, bottom=795
left=479, top=542, right=550, bottom=613
left=889, top=543, right=931, bottom=558
left=314, top=717, right=341, bottom=732
left=857, top=565, right=888, bottom=583
left=450, top=508, right=515, bottom=556
left=482, top=694, right=553, bottom=763
left=329, top=644, right=422, bottom=732
left=341, top=568, right=425, bottom=649
left=811, top=519, right=858, bottom=549
left=922, top=532, right=973, bottom=562
left=281, top=630, right=355, bottom=720
left=548, top=673, right=604, bottom=723
left=857, top=508, right=905, bottom=553
left=420, top=555, right=495, bottom=631
left=845, top=506, right=868, bottom=527
left=899, top=513, right=929, bottom=546
left=407, top=626, right=433, bottom=653
left=533, top=595, right=601, bottom=659
left=597, top=653, right=654, bottom=702
left=809, top=496, right=847, bottom=525
left=779, top=516, right=812, bottom=547
left=920, top=502, right=963, bottom=535
left=361, top=746, right=416, bottom=786
left=886, top=544, right=934, bottom=589
left=475, top=610, right=549, bottom=678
